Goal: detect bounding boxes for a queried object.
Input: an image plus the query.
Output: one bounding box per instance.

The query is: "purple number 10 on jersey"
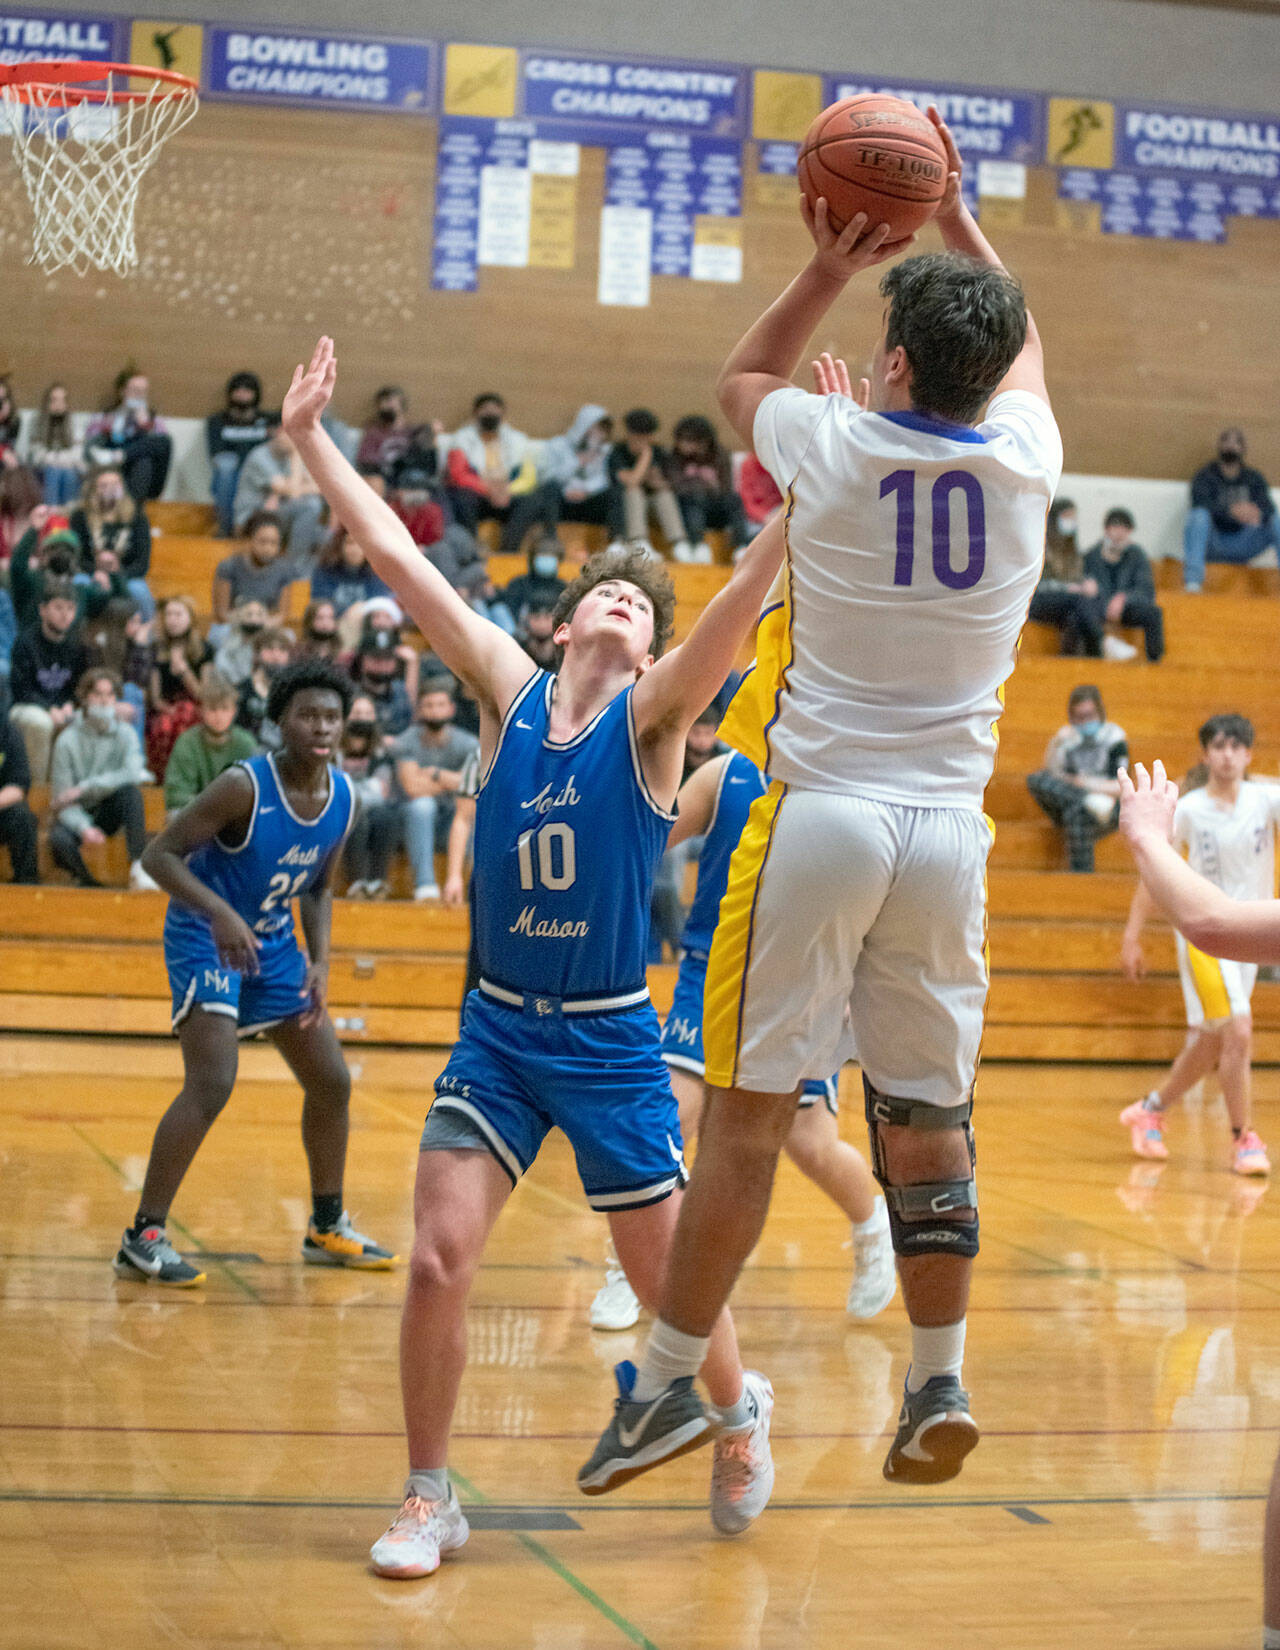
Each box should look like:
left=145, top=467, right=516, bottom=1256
left=881, top=469, right=987, bottom=591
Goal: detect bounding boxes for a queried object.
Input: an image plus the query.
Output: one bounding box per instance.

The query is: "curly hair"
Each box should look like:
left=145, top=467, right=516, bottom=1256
left=552, top=547, right=676, bottom=659
left=267, top=658, right=355, bottom=727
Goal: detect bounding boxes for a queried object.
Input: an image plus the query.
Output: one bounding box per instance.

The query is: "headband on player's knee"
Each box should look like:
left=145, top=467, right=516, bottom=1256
left=863, top=1075, right=979, bottom=1261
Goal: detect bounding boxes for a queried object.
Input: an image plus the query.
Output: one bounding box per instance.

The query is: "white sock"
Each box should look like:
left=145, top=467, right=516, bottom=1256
left=852, top=1195, right=888, bottom=1239
left=406, top=1468, right=450, bottom=1503
left=905, top=1320, right=967, bottom=1393
left=1263, top=1629, right=1280, bottom=1649
left=631, top=1319, right=710, bottom=1401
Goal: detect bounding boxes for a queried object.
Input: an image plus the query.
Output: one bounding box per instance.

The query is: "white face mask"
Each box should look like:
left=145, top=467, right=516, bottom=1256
left=1057, top=515, right=1077, bottom=536
left=86, top=703, right=116, bottom=731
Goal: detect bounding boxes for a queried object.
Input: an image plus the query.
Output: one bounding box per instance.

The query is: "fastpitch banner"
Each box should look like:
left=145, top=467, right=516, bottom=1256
left=824, top=74, right=1041, bottom=162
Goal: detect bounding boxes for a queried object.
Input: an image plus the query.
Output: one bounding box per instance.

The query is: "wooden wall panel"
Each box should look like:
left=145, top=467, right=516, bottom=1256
left=2, top=102, right=1278, bottom=478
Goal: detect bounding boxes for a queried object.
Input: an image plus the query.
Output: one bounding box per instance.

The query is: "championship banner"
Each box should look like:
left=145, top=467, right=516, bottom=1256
left=205, top=25, right=436, bottom=112
left=1058, top=168, right=1232, bottom=242
left=520, top=48, right=747, bottom=140
left=1117, top=99, right=1280, bottom=183
left=0, top=8, right=122, bottom=64
left=605, top=132, right=742, bottom=280
left=825, top=74, right=1041, bottom=162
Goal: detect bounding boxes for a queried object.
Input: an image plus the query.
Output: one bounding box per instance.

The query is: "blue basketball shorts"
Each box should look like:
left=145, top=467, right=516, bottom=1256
left=660, top=948, right=838, bottom=1114
left=165, top=912, right=309, bottom=1037
left=425, top=989, right=688, bottom=1211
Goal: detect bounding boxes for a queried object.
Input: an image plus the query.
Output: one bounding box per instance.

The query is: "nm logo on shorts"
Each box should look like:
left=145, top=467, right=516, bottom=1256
left=203, top=968, right=231, bottom=993
left=668, top=1017, right=698, bottom=1046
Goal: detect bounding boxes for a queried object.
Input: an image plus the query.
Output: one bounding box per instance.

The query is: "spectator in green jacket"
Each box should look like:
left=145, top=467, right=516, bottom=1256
left=163, top=670, right=258, bottom=815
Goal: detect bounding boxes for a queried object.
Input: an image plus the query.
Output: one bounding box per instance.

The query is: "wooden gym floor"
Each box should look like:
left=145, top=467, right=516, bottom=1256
left=1, top=1033, right=1276, bottom=1649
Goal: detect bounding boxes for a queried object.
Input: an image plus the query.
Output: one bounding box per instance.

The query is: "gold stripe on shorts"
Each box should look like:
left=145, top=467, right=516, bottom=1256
left=1186, top=942, right=1232, bottom=1022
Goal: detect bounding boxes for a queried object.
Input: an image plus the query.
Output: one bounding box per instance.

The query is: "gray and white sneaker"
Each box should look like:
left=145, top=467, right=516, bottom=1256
left=578, top=1360, right=718, bottom=1495
left=882, top=1374, right=979, bottom=1484
left=710, top=1370, right=775, bottom=1535
left=370, top=1483, right=469, bottom=1578
left=113, top=1225, right=206, bottom=1287
left=847, top=1197, right=896, bottom=1320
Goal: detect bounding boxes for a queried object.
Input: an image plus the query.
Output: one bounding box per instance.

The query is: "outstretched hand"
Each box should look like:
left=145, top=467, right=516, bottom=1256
left=800, top=195, right=911, bottom=282
left=1118, top=760, right=1178, bottom=850
left=811, top=351, right=870, bottom=409
left=926, top=106, right=965, bottom=224
left=283, top=336, right=337, bottom=438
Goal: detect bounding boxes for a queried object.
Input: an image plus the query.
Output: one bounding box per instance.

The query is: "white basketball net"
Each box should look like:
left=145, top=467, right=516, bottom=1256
left=1, top=69, right=197, bottom=276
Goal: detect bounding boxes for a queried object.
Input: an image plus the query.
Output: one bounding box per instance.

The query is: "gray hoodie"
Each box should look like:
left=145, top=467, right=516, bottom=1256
left=50, top=709, right=149, bottom=836
left=539, top=404, right=611, bottom=495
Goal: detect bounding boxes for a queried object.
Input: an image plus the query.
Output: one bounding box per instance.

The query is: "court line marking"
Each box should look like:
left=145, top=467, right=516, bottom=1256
left=66, top=1123, right=264, bottom=1303
left=450, top=1470, right=661, bottom=1650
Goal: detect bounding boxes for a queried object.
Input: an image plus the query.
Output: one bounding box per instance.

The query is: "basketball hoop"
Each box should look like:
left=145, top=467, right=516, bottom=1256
left=0, top=60, right=198, bottom=276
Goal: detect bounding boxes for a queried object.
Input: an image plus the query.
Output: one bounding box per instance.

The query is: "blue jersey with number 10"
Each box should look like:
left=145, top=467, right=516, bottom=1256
left=472, top=670, right=675, bottom=998
left=164, top=753, right=354, bottom=957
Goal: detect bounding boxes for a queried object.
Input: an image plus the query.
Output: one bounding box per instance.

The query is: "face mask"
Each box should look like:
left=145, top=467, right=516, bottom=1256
left=239, top=620, right=265, bottom=636
left=1056, top=515, right=1077, bottom=536
left=346, top=719, right=377, bottom=739
left=421, top=715, right=450, bottom=732
left=309, top=627, right=337, bottom=643
left=86, top=704, right=116, bottom=731
left=1077, top=718, right=1103, bottom=740
left=378, top=406, right=399, bottom=424
left=259, top=660, right=285, bottom=681
left=476, top=412, right=501, bottom=433
left=125, top=397, right=147, bottom=415
left=1219, top=448, right=1242, bottom=465
left=532, top=555, right=559, bottom=579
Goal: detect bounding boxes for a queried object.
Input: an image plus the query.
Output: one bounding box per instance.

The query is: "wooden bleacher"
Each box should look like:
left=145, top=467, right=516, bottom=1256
left=5, top=500, right=1280, bottom=1061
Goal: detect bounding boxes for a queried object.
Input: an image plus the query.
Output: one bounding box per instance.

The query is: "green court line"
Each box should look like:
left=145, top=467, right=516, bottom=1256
left=67, top=1123, right=263, bottom=1303
left=450, top=1469, right=660, bottom=1650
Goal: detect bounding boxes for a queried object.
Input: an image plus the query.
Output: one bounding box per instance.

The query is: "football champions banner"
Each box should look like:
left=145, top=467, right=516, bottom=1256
left=205, top=25, right=436, bottom=111
left=0, top=8, right=123, bottom=63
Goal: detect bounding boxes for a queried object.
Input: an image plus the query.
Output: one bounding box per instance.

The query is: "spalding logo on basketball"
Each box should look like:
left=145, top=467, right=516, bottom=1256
left=797, top=94, right=949, bottom=242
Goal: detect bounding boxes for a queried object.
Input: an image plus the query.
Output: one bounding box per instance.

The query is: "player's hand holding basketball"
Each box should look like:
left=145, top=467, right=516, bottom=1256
left=801, top=195, right=903, bottom=284
left=1118, top=761, right=1178, bottom=851
left=283, top=336, right=338, bottom=437
left=926, top=108, right=965, bottom=225
left=210, top=904, right=261, bottom=976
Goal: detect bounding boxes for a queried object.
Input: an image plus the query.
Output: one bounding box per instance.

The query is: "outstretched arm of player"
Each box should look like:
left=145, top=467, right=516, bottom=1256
left=926, top=109, right=1047, bottom=405
left=667, top=754, right=729, bottom=850
left=716, top=205, right=896, bottom=448
left=282, top=339, right=534, bottom=720
left=1120, top=762, right=1280, bottom=964
left=141, top=769, right=262, bottom=975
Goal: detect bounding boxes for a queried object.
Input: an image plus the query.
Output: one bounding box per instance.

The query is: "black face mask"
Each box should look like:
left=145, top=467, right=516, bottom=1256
left=240, top=620, right=265, bottom=636
left=378, top=406, right=399, bottom=425
left=1219, top=448, right=1243, bottom=465
left=308, top=628, right=337, bottom=643
left=421, top=716, right=451, bottom=732
left=346, top=720, right=377, bottom=739
left=476, top=412, right=501, bottom=433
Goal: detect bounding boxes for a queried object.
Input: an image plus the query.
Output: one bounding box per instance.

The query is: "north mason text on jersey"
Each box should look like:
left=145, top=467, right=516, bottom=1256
left=521, top=775, right=582, bottom=815
left=508, top=905, right=591, bottom=939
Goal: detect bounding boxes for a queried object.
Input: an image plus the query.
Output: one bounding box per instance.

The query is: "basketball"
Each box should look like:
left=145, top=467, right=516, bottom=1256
left=797, top=94, right=949, bottom=242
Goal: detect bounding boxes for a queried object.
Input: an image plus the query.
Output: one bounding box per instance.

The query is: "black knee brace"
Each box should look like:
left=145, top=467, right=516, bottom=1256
left=863, top=1075, right=980, bottom=1261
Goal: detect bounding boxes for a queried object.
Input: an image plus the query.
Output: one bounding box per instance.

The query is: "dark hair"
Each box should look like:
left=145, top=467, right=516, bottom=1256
left=693, top=705, right=721, bottom=728
left=226, top=371, right=261, bottom=402
left=1068, top=684, right=1104, bottom=717
left=1199, top=713, right=1254, bottom=749
left=672, top=414, right=718, bottom=457
left=243, top=509, right=284, bottom=543
left=253, top=626, right=293, bottom=660
left=267, top=658, right=354, bottom=726
left=879, top=252, right=1028, bottom=425
left=40, top=576, right=77, bottom=608
left=0, top=464, right=42, bottom=520
left=76, top=665, right=121, bottom=703
left=1104, top=508, right=1135, bottom=529
left=418, top=676, right=456, bottom=705
left=472, top=391, right=505, bottom=412
left=376, top=384, right=406, bottom=403
left=552, top=547, right=676, bottom=659
left=624, top=408, right=660, bottom=437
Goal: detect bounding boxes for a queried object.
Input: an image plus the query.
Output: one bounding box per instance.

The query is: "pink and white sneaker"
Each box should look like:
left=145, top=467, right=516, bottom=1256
left=1233, top=1131, right=1271, bottom=1177
left=370, top=1486, right=469, bottom=1578
left=1120, top=1095, right=1168, bottom=1161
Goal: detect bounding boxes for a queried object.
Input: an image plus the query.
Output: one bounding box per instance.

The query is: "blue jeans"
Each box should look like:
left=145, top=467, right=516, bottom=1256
left=1183, top=507, right=1280, bottom=588
left=210, top=451, right=243, bottom=537
left=39, top=466, right=82, bottom=507
left=403, top=794, right=441, bottom=889
left=126, top=577, right=155, bottom=620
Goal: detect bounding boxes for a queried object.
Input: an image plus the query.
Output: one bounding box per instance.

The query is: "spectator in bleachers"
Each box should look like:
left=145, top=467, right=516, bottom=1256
left=11, top=515, right=121, bottom=632
left=232, top=419, right=325, bottom=562
left=608, top=409, right=690, bottom=560
left=340, top=692, right=399, bottom=899
left=0, top=584, right=15, bottom=713
left=388, top=463, right=446, bottom=549
left=212, top=598, right=269, bottom=688
left=356, top=386, right=420, bottom=480
left=1028, top=498, right=1104, bottom=658
left=298, top=599, right=343, bottom=664
left=69, top=466, right=153, bottom=617
left=391, top=679, right=480, bottom=901
left=539, top=404, right=620, bottom=539
left=0, top=464, right=42, bottom=563
left=1026, top=684, right=1129, bottom=873
left=92, top=597, right=153, bottom=732
left=310, top=527, right=393, bottom=644
left=163, top=670, right=257, bottom=815
left=206, top=371, right=273, bottom=538
left=0, top=706, right=39, bottom=883
left=443, top=392, right=556, bottom=556
left=234, top=627, right=294, bottom=750
left=351, top=629, right=414, bottom=738
left=48, top=666, right=154, bottom=889
left=85, top=370, right=171, bottom=502
left=502, top=536, right=568, bottom=629
left=1184, top=428, right=1279, bottom=592
left=25, top=383, right=86, bottom=507
left=9, top=578, right=91, bottom=781
left=0, top=376, right=20, bottom=462
left=737, top=451, right=783, bottom=542
left=212, top=511, right=296, bottom=631
left=669, top=415, right=747, bottom=565
left=1083, top=508, right=1164, bottom=663
left=518, top=602, right=560, bottom=672
left=147, top=596, right=211, bottom=778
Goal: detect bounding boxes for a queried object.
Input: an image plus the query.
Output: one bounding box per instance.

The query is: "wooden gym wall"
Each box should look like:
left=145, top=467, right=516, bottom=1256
left=3, top=101, right=1278, bottom=479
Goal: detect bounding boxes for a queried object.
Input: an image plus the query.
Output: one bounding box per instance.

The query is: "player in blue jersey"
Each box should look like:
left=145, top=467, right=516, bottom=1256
left=592, top=746, right=896, bottom=1330
left=114, top=659, right=398, bottom=1286
left=280, top=335, right=879, bottom=1576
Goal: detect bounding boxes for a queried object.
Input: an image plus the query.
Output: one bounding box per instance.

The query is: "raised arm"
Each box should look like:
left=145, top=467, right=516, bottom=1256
left=282, top=339, right=534, bottom=723
left=667, top=753, right=729, bottom=849
left=926, top=109, right=1046, bottom=405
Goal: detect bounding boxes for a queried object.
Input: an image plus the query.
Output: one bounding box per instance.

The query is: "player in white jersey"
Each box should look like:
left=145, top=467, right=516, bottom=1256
left=582, top=113, right=1062, bottom=1495
left=1118, top=758, right=1280, bottom=1650
left=1121, top=714, right=1276, bottom=1175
